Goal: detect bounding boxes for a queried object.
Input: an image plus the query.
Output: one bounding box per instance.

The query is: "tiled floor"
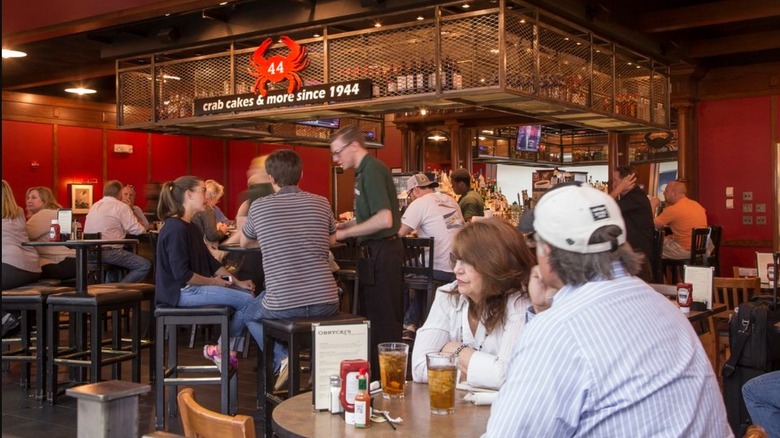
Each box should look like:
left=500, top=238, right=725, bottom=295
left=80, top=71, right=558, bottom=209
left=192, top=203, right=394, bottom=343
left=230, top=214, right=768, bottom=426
left=2, top=328, right=267, bottom=437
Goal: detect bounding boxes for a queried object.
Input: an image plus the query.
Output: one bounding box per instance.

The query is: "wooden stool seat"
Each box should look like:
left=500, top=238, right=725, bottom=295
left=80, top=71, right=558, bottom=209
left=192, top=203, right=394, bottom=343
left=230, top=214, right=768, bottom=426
left=260, top=312, right=366, bottom=437
left=2, top=285, right=75, bottom=400
left=154, top=304, right=237, bottom=431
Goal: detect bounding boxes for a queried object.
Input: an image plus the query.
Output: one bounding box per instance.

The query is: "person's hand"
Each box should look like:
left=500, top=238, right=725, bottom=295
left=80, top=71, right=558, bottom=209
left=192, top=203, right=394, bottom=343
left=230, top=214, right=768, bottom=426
left=334, top=229, right=348, bottom=242
left=234, top=278, right=255, bottom=294
left=615, top=173, right=636, bottom=194
left=529, top=265, right=557, bottom=314
left=336, top=219, right=355, bottom=230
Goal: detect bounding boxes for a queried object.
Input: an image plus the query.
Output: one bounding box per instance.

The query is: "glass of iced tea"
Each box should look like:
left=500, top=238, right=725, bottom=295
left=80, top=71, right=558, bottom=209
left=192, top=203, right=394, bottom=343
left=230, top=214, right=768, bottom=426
left=426, top=352, right=458, bottom=415
left=378, top=342, right=409, bottom=399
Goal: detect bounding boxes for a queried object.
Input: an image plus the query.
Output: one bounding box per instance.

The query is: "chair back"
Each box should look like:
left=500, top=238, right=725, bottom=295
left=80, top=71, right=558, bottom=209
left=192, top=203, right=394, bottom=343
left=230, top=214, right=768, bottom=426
left=177, top=387, right=255, bottom=438
left=733, top=266, right=758, bottom=278
left=401, top=237, right=435, bottom=277
left=83, top=232, right=103, bottom=283
left=331, top=238, right=362, bottom=271
left=713, top=276, right=762, bottom=310
left=651, top=228, right=665, bottom=283
left=689, top=227, right=711, bottom=266
left=706, top=225, right=723, bottom=275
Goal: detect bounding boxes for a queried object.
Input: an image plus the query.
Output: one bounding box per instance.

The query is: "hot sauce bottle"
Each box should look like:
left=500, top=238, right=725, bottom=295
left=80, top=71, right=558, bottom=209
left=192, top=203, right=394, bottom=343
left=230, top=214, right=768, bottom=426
left=354, top=368, right=371, bottom=428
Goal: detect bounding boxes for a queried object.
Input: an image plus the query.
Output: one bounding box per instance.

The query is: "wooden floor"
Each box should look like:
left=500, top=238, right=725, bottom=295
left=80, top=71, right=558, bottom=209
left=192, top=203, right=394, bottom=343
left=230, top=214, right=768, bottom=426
left=2, top=327, right=267, bottom=437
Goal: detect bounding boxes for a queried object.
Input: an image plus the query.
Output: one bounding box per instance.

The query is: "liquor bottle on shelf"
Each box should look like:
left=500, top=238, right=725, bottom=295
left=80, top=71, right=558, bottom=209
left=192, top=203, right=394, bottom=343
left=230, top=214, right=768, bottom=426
left=414, top=60, right=425, bottom=92
left=427, top=59, right=438, bottom=92
left=443, top=57, right=453, bottom=90
left=397, top=62, right=408, bottom=94
left=370, top=66, right=381, bottom=98
left=387, top=64, right=398, bottom=95
left=452, top=59, right=463, bottom=90
left=405, top=61, right=415, bottom=93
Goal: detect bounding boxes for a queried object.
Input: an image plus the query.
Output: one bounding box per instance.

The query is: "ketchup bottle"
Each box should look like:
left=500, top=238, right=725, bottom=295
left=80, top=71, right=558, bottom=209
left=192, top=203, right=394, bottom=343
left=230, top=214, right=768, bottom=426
left=677, top=282, right=692, bottom=313
left=339, top=359, right=370, bottom=425
left=49, top=219, right=61, bottom=242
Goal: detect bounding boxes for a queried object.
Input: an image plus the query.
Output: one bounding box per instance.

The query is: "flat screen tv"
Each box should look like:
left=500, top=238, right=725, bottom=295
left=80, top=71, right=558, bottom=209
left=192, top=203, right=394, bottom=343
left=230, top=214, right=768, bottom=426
left=516, top=125, right=542, bottom=152
left=296, top=118, right=340, bottom=129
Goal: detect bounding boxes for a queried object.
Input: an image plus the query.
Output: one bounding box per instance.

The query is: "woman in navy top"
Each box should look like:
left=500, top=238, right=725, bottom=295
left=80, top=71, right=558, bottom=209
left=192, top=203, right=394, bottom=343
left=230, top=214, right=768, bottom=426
left=155, top=175, right=258, bottom=370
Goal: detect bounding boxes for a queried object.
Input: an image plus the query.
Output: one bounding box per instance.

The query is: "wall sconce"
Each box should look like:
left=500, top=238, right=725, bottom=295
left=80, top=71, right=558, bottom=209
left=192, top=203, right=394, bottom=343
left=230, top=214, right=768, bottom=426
left=30, top=161, right=40, bottom=169
left=113, top=144, right=133, bottom=154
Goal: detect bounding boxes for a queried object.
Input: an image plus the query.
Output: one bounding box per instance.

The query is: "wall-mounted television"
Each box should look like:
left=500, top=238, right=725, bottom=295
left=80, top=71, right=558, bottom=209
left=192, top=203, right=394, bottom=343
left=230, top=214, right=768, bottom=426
left=516, top=125, right=542, bottom=152
left=296, top=118, right=341, bottom=129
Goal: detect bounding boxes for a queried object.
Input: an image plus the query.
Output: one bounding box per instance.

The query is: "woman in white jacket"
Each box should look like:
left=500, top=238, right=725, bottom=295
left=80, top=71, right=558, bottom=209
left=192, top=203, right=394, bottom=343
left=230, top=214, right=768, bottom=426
left=411, top=218, right=535, bottom=390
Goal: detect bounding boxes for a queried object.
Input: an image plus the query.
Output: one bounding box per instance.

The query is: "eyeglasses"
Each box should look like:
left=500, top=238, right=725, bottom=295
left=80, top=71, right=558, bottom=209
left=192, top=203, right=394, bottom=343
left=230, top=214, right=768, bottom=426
left=331, top=142, right=352, bottom=157
left=449, top=253, right=471, bottom=269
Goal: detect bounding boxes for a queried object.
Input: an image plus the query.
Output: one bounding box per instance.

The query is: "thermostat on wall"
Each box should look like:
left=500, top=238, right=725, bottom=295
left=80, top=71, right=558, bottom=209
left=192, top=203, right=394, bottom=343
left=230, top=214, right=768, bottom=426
left=113, top=144, right=133, bottom=154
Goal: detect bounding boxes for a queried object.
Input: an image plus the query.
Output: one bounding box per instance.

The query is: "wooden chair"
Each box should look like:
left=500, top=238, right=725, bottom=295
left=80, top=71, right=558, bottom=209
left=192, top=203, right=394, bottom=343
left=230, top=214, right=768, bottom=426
left=177, top=387, right=255, bottom=438
left=331, top=239, right=363, bottom=314
left=713, top=276, right=762, bottom=313
left=651, top=229, right=665, bottom=283
left=662, top=227, right=711, bottom=284
left=401, top=237, right=437, bottom=323
left=733, top=266, right=758, bottom=278
left=706, top=225, right=723, bottom=276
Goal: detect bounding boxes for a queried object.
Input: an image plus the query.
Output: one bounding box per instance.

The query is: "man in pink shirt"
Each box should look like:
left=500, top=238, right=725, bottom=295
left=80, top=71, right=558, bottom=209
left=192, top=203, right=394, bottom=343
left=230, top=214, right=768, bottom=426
left=653, top=181, right=707, bottom=260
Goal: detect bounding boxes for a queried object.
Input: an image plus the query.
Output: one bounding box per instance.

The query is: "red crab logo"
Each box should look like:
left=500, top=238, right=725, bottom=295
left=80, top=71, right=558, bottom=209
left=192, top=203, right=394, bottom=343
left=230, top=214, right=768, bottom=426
left=248, top=35, right=309, bottom=97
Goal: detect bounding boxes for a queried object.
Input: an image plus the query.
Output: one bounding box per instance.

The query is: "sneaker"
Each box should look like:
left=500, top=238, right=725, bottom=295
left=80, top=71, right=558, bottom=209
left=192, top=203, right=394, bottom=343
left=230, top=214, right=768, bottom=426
left=203, top=345, right=239, bottom=371
left=274, top=357, right=289, bottom=391
left=402, top=324, right=416, bottom=342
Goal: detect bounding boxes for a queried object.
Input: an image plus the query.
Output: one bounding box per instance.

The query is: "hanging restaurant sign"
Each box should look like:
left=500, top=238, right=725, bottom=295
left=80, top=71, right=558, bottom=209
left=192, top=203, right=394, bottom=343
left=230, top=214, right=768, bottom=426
left=249, top=35, right=308, bottom=97
left=194, top=79, right=372, bottom=116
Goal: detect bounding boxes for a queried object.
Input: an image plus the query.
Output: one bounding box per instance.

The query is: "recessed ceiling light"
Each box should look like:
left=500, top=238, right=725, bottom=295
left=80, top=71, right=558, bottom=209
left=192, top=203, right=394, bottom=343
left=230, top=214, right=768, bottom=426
left=2, top=49, right=27, bottom=58
left=462, top=3, right=470, bottom=9
left=420, top=108, right=428, bottom=116
left=65, top=87, right=97, bottom=95
left=313, top=33, right=321, bottom=37
left=416, top=15, right=424, bottom=21
left=165, top=13, right=171, bottom=17
left=374, top=21, right=382, bottom=28
left=219, top=1, right=228, bottom=5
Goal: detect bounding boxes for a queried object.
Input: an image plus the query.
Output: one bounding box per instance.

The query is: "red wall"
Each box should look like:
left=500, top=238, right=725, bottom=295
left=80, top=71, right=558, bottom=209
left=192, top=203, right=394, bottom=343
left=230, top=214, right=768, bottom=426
left=2, top=121, right=54, bottom=206
left=698, top=96, right=776, bottom=273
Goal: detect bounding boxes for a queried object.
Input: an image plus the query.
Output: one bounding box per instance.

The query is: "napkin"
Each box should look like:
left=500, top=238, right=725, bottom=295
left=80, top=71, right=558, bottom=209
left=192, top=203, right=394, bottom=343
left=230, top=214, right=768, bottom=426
left=463, top=391, right=497, bottom=406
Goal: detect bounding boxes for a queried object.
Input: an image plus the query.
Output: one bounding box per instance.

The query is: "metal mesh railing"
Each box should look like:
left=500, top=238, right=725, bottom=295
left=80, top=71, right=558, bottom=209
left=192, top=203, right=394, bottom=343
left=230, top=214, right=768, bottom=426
left=118, top=68, right=153, bottom=125
left=154, top=54, right=231, bottom=120
left=614, top=50, right=651, bottom=120
left=505, top=11, right=536, bottom=94
left=651, top=67, right=668, bottom=125
left=591, top=41, right=613, bottom=113
left=537, top=24, right=590, bottom=106
left=329, top=23, right=436, bottom=98
left=440, top=12, right=500, bottom=91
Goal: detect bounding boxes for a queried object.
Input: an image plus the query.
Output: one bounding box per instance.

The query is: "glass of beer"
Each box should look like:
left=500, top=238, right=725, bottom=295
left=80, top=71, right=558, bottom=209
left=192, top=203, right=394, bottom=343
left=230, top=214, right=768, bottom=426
left=426, top=352, right=458, bottom=415
left=378, top=342, right=409, bottom=399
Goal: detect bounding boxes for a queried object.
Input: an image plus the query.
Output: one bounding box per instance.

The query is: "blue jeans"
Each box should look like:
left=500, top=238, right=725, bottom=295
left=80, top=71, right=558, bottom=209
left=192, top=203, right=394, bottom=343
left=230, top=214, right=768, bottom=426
left=101, top=249, right=151, bottom=283
left=245, top=291, right=339, bottom=372
left=403, top=270, right=454, bottom=327
left=177, top=284, right=255, bottom=349
left=743, top=370, right=780, bottom=436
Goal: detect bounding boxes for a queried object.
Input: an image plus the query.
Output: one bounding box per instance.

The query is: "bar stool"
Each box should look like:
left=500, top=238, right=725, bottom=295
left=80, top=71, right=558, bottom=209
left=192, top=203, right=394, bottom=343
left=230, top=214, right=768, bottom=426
left=260, top=313, right=366, bottom=437
left=1, top=285, right=75, bottom=400
left=154, top=305, right=237, bottom=431
left=46, top=285, right=143, bottom=404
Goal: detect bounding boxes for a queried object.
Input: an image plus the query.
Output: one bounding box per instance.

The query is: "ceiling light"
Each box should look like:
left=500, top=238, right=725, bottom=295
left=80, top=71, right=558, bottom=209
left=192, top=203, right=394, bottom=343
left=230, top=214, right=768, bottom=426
left=313, top=33, right=321, bottom=38
left=420, top=108, right=428, bottom=116
left=374, top=21, right=382, bottom=28
left=462, top=3, right=470, bottom=8
left=165, top=13, right=171, bottom=16
left=65, top=87, right=97, bottom=95
left=519, top=19, right=526, bottom=24
left=428, top=134, right=447, bottom=141
left=478, top=136, right=486, bottom=141
left=416, top=15, right=424, bottom=21
left=2, top=49, right=27, bottom=58
left=219, top=1, right=228, bottom=4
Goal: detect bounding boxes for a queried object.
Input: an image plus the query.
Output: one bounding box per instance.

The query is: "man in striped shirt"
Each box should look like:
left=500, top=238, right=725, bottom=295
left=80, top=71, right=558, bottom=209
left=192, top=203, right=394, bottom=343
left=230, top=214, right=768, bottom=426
left=241, top=149, right=340, bottom=387
left=484, top=183, right=731, bottom=437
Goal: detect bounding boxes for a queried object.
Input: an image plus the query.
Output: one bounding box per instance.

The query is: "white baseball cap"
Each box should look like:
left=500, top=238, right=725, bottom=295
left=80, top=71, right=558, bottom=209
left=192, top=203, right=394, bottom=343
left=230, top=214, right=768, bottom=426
left=533, top=183, right=626, bottom=254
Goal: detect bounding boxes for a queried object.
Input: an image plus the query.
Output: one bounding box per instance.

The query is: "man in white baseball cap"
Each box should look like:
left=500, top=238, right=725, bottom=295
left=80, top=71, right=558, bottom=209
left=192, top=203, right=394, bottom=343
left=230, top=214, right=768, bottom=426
left=484, top=182, right=730, bottom=437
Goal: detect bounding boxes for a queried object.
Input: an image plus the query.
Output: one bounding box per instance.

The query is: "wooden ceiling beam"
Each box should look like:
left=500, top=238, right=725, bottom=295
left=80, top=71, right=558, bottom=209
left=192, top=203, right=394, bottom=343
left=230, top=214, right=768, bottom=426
left=638, top=1, right=780, bottom=33
left=688, top=30, right=780, bottom=58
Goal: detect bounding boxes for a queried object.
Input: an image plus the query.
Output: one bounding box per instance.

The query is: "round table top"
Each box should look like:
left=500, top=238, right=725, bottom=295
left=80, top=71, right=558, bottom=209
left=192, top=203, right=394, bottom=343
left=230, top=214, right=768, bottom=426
left=272, top=382, right=491, bottom=438
left=22, top=238, right=139, bottom=247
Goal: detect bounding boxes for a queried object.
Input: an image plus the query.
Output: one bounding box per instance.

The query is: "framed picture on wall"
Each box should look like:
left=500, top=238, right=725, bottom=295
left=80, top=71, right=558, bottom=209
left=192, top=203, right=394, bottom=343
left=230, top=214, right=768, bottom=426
left=70, top=184, right=94, bottom=214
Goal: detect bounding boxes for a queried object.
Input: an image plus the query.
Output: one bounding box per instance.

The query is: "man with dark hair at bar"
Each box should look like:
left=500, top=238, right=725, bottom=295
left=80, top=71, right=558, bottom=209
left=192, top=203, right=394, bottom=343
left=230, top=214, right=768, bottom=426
left=484, top=183, right=730, bottom=437
left=609, top=166, right=654, bottom=281
left=329, top=125, right=404, bottom=380
left=84, top=180, right=151, bottom=283
left=450, top=168, right=484, bottom=222
left=241, top=149, right=340, bottom=390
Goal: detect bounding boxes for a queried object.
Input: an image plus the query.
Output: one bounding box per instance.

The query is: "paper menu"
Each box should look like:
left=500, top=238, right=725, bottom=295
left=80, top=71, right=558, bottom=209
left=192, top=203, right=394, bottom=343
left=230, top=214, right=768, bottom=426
left=684, top=266, right=714, bottom=309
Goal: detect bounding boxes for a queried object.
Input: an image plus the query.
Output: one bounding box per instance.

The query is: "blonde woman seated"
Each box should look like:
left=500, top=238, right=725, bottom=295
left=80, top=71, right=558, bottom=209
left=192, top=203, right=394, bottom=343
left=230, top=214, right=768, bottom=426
left=411, top=218, right=535, bottom=390
left=25, top=186, right=77, bottom=280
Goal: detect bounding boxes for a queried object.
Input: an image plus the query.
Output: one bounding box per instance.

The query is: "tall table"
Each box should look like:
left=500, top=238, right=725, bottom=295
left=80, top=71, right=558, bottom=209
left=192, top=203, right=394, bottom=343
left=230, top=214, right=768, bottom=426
left=23, top=239, right=139, bottom=295
left=272, top=382, right=491, bottom=438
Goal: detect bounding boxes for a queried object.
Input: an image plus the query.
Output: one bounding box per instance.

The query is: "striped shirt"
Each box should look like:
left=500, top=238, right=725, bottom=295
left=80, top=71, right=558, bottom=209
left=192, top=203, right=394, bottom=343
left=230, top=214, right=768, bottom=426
left=243, top=186, right=339, bottom=310
left=484, top=263, right=732, bottom=438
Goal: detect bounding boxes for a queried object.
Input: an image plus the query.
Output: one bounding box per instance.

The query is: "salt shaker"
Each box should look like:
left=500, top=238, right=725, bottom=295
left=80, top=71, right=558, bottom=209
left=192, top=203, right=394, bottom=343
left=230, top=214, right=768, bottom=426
left=330, top=375, right=343, bottom=414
